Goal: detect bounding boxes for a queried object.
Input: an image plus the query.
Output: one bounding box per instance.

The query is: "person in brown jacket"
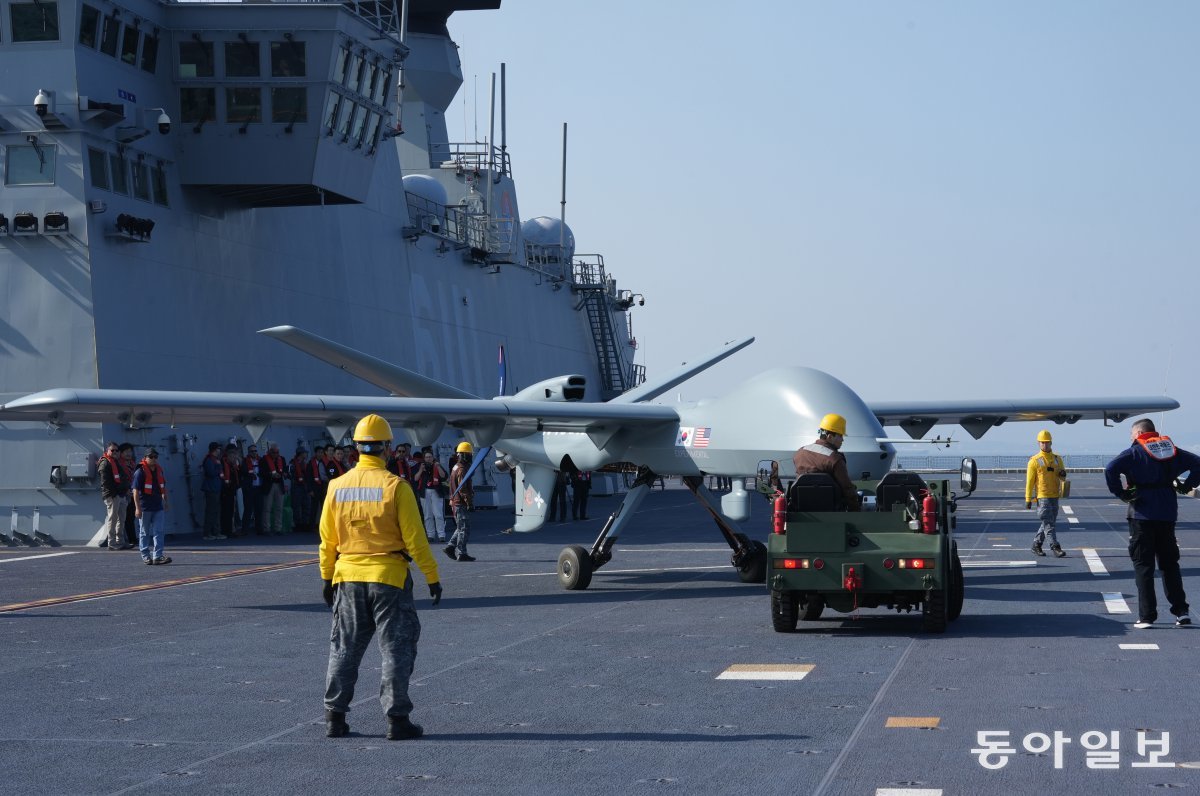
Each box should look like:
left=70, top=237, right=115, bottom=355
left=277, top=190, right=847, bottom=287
left=444, top=442, right=476, bottom=562
left=792, top=413, right=862, bottom=511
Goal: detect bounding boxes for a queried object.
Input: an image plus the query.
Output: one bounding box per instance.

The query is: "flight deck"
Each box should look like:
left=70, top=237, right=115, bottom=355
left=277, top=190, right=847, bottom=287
left=1, top=472, right=1197, bottom=794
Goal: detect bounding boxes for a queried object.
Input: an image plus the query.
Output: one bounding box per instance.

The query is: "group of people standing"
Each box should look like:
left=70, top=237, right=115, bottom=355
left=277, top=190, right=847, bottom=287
left=546, top=465, right=593, bottom=522
left=97, top=441, right=172, bottom=565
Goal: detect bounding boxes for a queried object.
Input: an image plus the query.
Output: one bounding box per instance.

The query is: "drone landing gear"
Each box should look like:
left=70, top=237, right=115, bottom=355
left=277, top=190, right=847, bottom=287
left=679, top=476, right=766, bottom=584
left=557, top=467, right=657, bottom=591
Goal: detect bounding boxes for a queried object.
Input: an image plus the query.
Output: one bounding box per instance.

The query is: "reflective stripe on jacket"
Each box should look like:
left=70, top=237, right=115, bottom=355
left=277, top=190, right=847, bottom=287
left=1026, top=452, right=1066, bottom=500
left=318, top=455, right=439, bottom=589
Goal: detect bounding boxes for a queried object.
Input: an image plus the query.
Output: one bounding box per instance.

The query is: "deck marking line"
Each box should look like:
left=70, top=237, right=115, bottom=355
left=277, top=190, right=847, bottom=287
left=885, top=716, right=940, bottom=728
left=1119, top=644, right=1159, bottom=650
left=961, top=560, right=1037, bottom=569
left=992, top=544, right=1013, bottom=548
left=1062, top=506, right=1074, bottom=515
left=0, top=551, right=79, bottom=564
left=504, top=565, right=728, bottom=578
left=1067, top=517, right=1080, bottom=524
left=876, top=790, right=943, bottom=796
left=0, top=558, right=318, bottom=613
left=1103, top=592, right=1132, bottom=614
left=717, top=664, right=814, bottom=681
left=1082, top=548, right=1109, bottom=576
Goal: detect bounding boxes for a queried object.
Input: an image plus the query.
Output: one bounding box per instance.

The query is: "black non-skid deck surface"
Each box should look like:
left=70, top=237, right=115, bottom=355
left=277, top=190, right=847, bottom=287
left=2, top=473, right=1198, bottom=795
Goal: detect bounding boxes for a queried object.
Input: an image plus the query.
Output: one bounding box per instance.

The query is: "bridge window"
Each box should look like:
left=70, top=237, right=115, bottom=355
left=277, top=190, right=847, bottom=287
left=226, top=88, right=262, bottom=124
left=179, top=38, right=214, bottom=78
left=271, top=87, right=307, bottom=123
left=87, top=147, right=109, bottom=190
left=225, top=40, right=260, bottom=77
left=140, top=33, right=158, bottom=73
left=131, top=160, right=150, bottom=201
left=333, top=46, right=350, bottom=83
left=5, top=145, right=56, bottom=185
left=10, top=2, right=60, bottom=42
left=119, top=24, right=138, bottom=65
left=98, top=13, right=118, bottom=56
left=180, top=87, right=216, bottom=124
left=151, top=164, right=169, bottom=207
left=374, top=69, right=392, bottom=105
left=271, top=40, right=305, bottom=77
left=109, top=152, right=128, bottom=195
left=79, top=4, right=99, bottom=48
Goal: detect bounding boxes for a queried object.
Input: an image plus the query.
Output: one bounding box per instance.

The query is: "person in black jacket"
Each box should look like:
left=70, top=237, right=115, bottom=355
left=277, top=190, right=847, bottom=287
left=1105, top=418, right=1200, bottom=629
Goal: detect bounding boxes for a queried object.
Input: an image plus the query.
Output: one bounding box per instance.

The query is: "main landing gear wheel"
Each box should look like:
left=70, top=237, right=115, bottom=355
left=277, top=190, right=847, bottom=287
left=771, top=590, right=799, bottom=632
left=734, top=535, right=767, bottom=584
left=948, top=542, right=964, bottom=622
left=800, top=595, right=825, bottom=621
left=558, top=545, right=594, bottom=591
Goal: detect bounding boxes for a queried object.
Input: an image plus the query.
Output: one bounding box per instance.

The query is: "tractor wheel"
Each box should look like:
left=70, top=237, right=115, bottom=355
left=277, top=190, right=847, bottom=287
left=771, top=590, right=799, bottom=632
left=948, top=543, right=964, bottom=622
left=558, top=545, right=594, bottom=591
left=800, top=595, right=825, bottom=621
left=922, top=587, right=948, bottom=633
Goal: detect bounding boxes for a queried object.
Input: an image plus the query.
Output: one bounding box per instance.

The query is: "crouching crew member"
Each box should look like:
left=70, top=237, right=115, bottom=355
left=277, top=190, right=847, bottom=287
left=320, top=414, right=442, bottom=740
left=792, top=413, right=862, bottom=511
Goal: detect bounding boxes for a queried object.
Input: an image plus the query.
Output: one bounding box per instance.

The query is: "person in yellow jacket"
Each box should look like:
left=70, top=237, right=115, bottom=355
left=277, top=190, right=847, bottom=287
left=319, top=414, right=442, bottom=741
left=1025, top=429, right=1068, bottom=557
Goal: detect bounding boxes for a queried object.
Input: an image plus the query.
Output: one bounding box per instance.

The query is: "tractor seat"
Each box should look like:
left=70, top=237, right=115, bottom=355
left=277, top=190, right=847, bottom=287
left=786, top=473, right=843, bottom=512
left=875, top=471, right=927, bottom=512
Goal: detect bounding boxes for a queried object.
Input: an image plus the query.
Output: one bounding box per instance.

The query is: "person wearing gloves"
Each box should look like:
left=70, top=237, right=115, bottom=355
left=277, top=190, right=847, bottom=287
left=1026, top=429, right=1068, bottom=557
left=319, top=414, right=442, bottom=741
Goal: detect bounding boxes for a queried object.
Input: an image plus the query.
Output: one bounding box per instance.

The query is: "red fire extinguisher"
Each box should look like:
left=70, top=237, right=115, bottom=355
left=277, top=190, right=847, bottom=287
left=773, top=493, right=787, bottom=535
left=921, top=490, right=938, bottom=534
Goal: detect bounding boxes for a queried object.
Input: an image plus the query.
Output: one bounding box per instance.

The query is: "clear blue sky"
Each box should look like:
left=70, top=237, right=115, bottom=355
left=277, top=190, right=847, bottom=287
left=448, top=2, right=1200, bottom=455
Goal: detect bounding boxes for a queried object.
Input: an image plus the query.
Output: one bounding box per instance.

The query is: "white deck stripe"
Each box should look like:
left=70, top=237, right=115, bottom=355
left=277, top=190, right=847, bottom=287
left=717, top=670, right=813, bottom=681
left=0, top=551, right=79, bottom=564
left=1062, top=505, right=1074, bottom=515
left=503, top=565, right=729, bottom=578
left=1082, top=548, right=1109, bottom=576
left=1119, top=644, right=1159, bottom=650
left=992, top=544, right=1013, bottom=548
left=1067, top=516, right=1079, bottom=524
left=1103, top=592, right=1132, bottom=614
left=876, top=790, right=943, bottom=796
left=961, top=560, right=1038, bottom=569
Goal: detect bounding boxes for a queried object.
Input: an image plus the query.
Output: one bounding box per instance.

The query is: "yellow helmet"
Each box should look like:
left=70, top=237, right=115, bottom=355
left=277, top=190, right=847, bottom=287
left=1037, top=429, right=1052, bottom=443
left=819, top=413, right=847, bottom=436
left=456, top=441, right=474, bottom=454
left=353, top=414, right=393, bottom=443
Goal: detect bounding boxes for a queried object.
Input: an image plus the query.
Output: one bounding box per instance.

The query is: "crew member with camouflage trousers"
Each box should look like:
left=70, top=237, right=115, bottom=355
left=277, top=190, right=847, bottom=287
left=319, top=414, right=442, bottom=740
left=1026, top=429, right=1068, bottom=557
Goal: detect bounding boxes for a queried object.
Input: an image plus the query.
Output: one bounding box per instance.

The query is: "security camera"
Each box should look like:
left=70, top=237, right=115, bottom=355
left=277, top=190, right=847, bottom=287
left=156, top=112, right=171, bottom=135
left=34, top=89, right=50, bottom=117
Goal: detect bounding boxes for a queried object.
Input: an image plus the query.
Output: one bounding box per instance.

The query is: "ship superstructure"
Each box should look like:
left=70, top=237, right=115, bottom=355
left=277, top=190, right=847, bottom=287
left=0, top=0, right=644, bottom=542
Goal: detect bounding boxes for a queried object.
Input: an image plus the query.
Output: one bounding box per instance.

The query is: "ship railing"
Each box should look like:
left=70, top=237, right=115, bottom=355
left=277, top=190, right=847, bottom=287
left=432, top=142, right=512, bottom=178
left=523, top=244, right=572, bottom=282
left=403, top=191, right=516, bottom=259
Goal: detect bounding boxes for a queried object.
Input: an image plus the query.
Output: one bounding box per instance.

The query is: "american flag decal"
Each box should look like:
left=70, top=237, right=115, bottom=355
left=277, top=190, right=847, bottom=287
left=693, top=427, right=711, bottom=448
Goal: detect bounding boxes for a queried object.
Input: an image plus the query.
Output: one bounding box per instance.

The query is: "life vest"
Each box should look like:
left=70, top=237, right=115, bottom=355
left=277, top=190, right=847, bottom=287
left=140, top=462, right=166, bottom=495
left=221, top=459, right=235, bottom=485
left=292, top=458, right=308, bottom=484
left=101, top=452, right=123, bottom=483
left=1136, top=433, right=1177, bottom=461
left=328, top=459, right=347, bottom=478
left=419, top=464, right=442, bottom=491
left=309, top=458, right=326, bottom=483
left=263, top=453, right=286, bottom=481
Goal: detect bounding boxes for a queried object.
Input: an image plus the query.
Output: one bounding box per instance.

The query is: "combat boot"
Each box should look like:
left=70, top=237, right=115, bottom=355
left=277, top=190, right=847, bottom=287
left=1051, top=545, right=1066, bottom=558
left=387, top=716, right=424, bottom=740
left=325, top=710, right=349, bottom=738
left=1031, top=543, right=1045, bottom=557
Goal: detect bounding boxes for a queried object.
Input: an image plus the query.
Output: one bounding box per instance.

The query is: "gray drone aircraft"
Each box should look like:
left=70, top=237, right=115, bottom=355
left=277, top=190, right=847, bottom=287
left=0, top=326, right=1178, bottom=590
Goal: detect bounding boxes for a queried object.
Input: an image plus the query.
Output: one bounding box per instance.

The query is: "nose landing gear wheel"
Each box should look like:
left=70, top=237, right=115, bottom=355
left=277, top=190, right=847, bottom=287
left=734, top=536, right=767, bottom=583
left=558, top=545, right=594, bottom=591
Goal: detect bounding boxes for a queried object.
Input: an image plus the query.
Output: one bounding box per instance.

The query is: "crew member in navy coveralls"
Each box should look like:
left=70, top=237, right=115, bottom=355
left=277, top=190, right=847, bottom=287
left=1105, top=418, right=1200, bottom=628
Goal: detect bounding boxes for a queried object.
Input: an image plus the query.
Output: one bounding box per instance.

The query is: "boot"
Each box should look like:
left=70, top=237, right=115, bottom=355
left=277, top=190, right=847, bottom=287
left=325, top=710, right=349, bottom=738
left=1051, top=545, right=1066, bottom=558
left=387, top=716, right=424, bottom=740
left=1031, top=542, right=1045, bottom=557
